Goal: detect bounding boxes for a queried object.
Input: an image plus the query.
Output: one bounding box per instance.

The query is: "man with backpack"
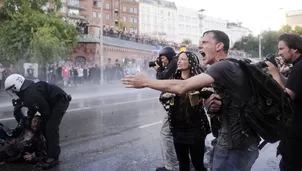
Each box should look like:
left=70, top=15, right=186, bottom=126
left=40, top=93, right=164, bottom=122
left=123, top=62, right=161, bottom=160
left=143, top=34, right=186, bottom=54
left=122, top=30, right=261, bottom=171
left=265, top=33, right=302, bottom=171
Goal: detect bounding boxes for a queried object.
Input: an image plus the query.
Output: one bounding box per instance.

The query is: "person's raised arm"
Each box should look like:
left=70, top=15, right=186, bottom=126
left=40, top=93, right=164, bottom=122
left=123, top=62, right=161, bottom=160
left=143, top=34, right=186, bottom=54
left=122, top=73, right=215, bottom=95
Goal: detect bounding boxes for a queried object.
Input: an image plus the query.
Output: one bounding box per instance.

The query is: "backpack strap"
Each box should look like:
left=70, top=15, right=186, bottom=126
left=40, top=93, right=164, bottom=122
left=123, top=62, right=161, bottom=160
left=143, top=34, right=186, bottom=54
left=225, top=58, right=272, bottom=150
left=219, top=58, right=258, bottom=148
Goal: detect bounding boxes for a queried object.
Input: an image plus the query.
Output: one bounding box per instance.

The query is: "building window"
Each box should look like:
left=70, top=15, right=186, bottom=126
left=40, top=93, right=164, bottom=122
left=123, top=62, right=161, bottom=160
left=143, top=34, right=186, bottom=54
left=130, top=27, right=133, bottom=33
left=93, top=1, right=102, bottom=8
left=106, top=13, right=110, bottom=20
left=130, top=17, right=133, bottom=23
left=123, top=5, right=126, bottom=12
left=123, top=16, right=126, bottom=22
left=93, top=11, right=97, bottom=18
left=134, top=18, right=137, bottom=23
left=130, top=7, right=133, bottom=13
left=69, top=9, right=79, bottom=15
left=60, top=7, right=67, bottom=13
left=134, top=8, right=137, bottom=14
left=105, top=3, right=110, bottom=9
left=134, top=27, right=137, bottom=33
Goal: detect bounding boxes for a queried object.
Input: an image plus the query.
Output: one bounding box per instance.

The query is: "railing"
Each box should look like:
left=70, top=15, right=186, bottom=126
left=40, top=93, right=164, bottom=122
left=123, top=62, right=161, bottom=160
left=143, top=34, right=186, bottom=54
left=77, top=34, right=156, bottom=51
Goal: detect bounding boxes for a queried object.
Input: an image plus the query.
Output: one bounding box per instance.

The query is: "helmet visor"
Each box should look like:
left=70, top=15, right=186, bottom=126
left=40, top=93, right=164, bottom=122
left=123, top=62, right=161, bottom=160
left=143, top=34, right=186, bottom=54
left=5, top=85, right=18, bottom=98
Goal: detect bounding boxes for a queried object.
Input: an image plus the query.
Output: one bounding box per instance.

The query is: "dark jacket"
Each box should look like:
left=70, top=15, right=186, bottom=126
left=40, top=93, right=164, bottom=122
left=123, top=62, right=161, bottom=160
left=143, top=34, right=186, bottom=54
left=156, top=59, right=177, bottom=80
left=17, top=81, right=68, bottom=120
left=0, top=113, right=46, bottom=163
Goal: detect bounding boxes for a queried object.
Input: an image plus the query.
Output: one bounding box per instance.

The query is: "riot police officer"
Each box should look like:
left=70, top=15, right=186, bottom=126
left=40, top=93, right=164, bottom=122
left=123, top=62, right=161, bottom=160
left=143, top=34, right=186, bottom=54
left=4, top=74, right=71, bottom=169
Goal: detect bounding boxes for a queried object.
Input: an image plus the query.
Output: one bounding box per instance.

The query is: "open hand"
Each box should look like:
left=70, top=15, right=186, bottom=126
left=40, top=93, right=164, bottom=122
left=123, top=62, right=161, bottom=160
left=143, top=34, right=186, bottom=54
left=121, top=74, right=148, bottom=88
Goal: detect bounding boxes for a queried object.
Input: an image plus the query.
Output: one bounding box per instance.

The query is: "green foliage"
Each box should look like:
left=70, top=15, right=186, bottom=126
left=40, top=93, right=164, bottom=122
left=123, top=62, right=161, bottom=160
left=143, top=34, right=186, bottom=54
left=0, top=0, right=77, bottom=63
left=232, top=25, right=302, bottom=57
left=279, top=25, right=292, bottom=33
left=181, top=39, right=192, bottom=45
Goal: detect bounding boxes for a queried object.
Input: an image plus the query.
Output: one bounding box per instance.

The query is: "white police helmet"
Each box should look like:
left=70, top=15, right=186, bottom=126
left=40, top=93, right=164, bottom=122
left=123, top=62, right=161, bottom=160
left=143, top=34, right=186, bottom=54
left=4, top=74, right=25, bottom=93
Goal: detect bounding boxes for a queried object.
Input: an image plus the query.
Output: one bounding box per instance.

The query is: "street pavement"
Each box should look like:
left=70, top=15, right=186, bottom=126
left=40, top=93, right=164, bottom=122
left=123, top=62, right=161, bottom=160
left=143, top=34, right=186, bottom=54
left=0, top=89, right=281, bottom=171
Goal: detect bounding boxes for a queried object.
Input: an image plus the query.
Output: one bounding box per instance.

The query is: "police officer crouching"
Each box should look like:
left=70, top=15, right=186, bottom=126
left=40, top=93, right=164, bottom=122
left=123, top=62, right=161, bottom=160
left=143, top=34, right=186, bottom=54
left=4, top=74, right=71, bottom=170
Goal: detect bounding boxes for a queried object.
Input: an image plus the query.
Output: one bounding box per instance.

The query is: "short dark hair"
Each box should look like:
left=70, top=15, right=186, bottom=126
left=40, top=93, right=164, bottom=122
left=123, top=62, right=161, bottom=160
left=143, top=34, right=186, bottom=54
left=278, top=33, right=302, bottom=54
left=203, top=30, right=230, bottom=53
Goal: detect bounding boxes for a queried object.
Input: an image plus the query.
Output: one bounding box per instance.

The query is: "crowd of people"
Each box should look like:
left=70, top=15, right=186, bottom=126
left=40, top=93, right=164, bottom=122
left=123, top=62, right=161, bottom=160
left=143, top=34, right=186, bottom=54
left=103, top=26, right=200, bottom=52
left=122, top=31, right=302, bottom=171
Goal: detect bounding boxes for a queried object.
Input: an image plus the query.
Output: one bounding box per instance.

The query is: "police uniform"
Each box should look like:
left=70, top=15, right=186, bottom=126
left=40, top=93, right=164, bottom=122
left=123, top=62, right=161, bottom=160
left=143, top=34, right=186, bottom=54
left=16, top=80, right=70, bottom=166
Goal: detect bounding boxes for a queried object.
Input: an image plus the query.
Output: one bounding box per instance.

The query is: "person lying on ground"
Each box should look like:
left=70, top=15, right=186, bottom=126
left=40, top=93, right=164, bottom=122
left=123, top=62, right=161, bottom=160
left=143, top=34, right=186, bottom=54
left=0, top=113, right=46, bottom=164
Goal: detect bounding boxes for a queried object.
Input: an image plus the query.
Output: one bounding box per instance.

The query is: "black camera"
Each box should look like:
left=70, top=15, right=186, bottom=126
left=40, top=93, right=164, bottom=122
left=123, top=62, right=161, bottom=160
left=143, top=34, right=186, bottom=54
left=149, top=57, right=162, bottom=68
left=199, top=90, right=214, bottom=99
left=255, top=53, right=278, bottom=69
left=149, top=46, right=176, bottom=68
left=12, top=98, right=23, bottom=107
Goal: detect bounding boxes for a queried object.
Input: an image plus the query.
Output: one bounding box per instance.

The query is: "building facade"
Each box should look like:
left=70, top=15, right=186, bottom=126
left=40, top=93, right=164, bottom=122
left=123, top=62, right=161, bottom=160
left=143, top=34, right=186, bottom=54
left=200, top=15, right=228, bottom=34
left=58, top=0, right=146, bottom=65
left=176, top=6, right=200, bottom=45
left=59, top=0, right=139, bottom=33
left=139, top=0, right=177, bottom=42
left=286, top=9, right=302, bottom=28
left=198, top=15, right=250, bottom=47
left=226, top=22, right=251, bottom=47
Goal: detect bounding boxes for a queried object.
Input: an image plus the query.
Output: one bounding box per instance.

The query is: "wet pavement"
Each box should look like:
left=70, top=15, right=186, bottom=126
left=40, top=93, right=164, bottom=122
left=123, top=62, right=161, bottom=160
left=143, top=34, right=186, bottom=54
left=0, top=88, right=281, bottom=171
left=0, top=88, right=165, bottom=171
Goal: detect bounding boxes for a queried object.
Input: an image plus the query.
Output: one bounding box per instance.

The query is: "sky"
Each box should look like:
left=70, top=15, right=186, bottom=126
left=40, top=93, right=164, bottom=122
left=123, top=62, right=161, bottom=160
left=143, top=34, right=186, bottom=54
left=171, top=0, right=302, bottom=35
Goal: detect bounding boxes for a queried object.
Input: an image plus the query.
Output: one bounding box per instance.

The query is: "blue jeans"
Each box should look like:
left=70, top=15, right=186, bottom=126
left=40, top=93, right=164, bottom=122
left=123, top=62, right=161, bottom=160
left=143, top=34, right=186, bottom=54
left=212, top=144, right=259, bottom=171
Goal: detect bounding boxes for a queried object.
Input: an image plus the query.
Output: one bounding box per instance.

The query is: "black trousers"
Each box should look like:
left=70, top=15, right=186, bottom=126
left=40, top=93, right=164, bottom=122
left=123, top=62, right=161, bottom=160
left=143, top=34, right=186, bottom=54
left=43, top=101, right=69, bottom=160
left=173, top=139, right=207, bottom=171
left=279, top=138, right=302, bottom=171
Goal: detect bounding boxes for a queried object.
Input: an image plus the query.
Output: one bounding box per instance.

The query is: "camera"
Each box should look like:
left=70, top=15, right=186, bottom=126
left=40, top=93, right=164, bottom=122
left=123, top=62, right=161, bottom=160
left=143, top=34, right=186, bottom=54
left=149, top=46, right=176, bottom=68
left=199, top=90, right=214, bottom=99
left=149, top=57, right=162, bottom=68
left=255, top=53, right=278, bottom=69
left=12, top=98, right=23, bottom=107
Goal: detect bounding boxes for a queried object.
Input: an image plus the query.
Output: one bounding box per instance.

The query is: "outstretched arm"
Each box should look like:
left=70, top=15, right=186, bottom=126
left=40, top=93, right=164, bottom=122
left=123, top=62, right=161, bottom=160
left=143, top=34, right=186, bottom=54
left=123, top=73, right=215, bottom=94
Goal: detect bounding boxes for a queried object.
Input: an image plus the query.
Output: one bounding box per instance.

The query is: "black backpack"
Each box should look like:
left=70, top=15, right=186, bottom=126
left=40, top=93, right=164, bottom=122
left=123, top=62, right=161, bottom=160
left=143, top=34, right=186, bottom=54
left=218, top=58, right=294, bottom=149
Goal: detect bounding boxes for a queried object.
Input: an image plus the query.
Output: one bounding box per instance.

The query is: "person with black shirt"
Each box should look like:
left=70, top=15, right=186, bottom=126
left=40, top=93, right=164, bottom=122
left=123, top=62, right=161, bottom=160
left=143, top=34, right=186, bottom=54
left=160, top=51, right=210, bottom=171
left=122, top=30, right=260, bottom=171
left=4, top=74, right=71, bottom=170
left=265, top=33, right=302, bottom=171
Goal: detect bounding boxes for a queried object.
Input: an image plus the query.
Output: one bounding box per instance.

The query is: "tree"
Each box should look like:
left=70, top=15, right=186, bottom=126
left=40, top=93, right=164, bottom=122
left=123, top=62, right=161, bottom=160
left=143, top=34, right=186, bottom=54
left=181, top=39, right=192, bottom=45
left=232, top=34, right=259, bottom=56
left=233, top=25, right=302, bottom=58
left=293, top=26, right=302, bottom=35
left=260, top=30, right=280, bottom=56
left=0, top=0, right=78, bottom=64
left=279, top=25, right=292, bottom=33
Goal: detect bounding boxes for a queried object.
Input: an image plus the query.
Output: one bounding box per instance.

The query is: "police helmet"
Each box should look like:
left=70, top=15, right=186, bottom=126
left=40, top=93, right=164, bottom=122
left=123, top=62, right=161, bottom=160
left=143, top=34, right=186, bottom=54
left=159, top=46, right=176, bottom=61
left=4, top=74, right=25, bottom=93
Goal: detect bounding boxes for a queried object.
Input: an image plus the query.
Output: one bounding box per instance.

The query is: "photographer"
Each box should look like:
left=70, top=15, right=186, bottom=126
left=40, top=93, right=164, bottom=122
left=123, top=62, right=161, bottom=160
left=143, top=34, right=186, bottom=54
left=150, top=47, right=177, bottom=80
left=152, top=46, right=178, bottom=171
